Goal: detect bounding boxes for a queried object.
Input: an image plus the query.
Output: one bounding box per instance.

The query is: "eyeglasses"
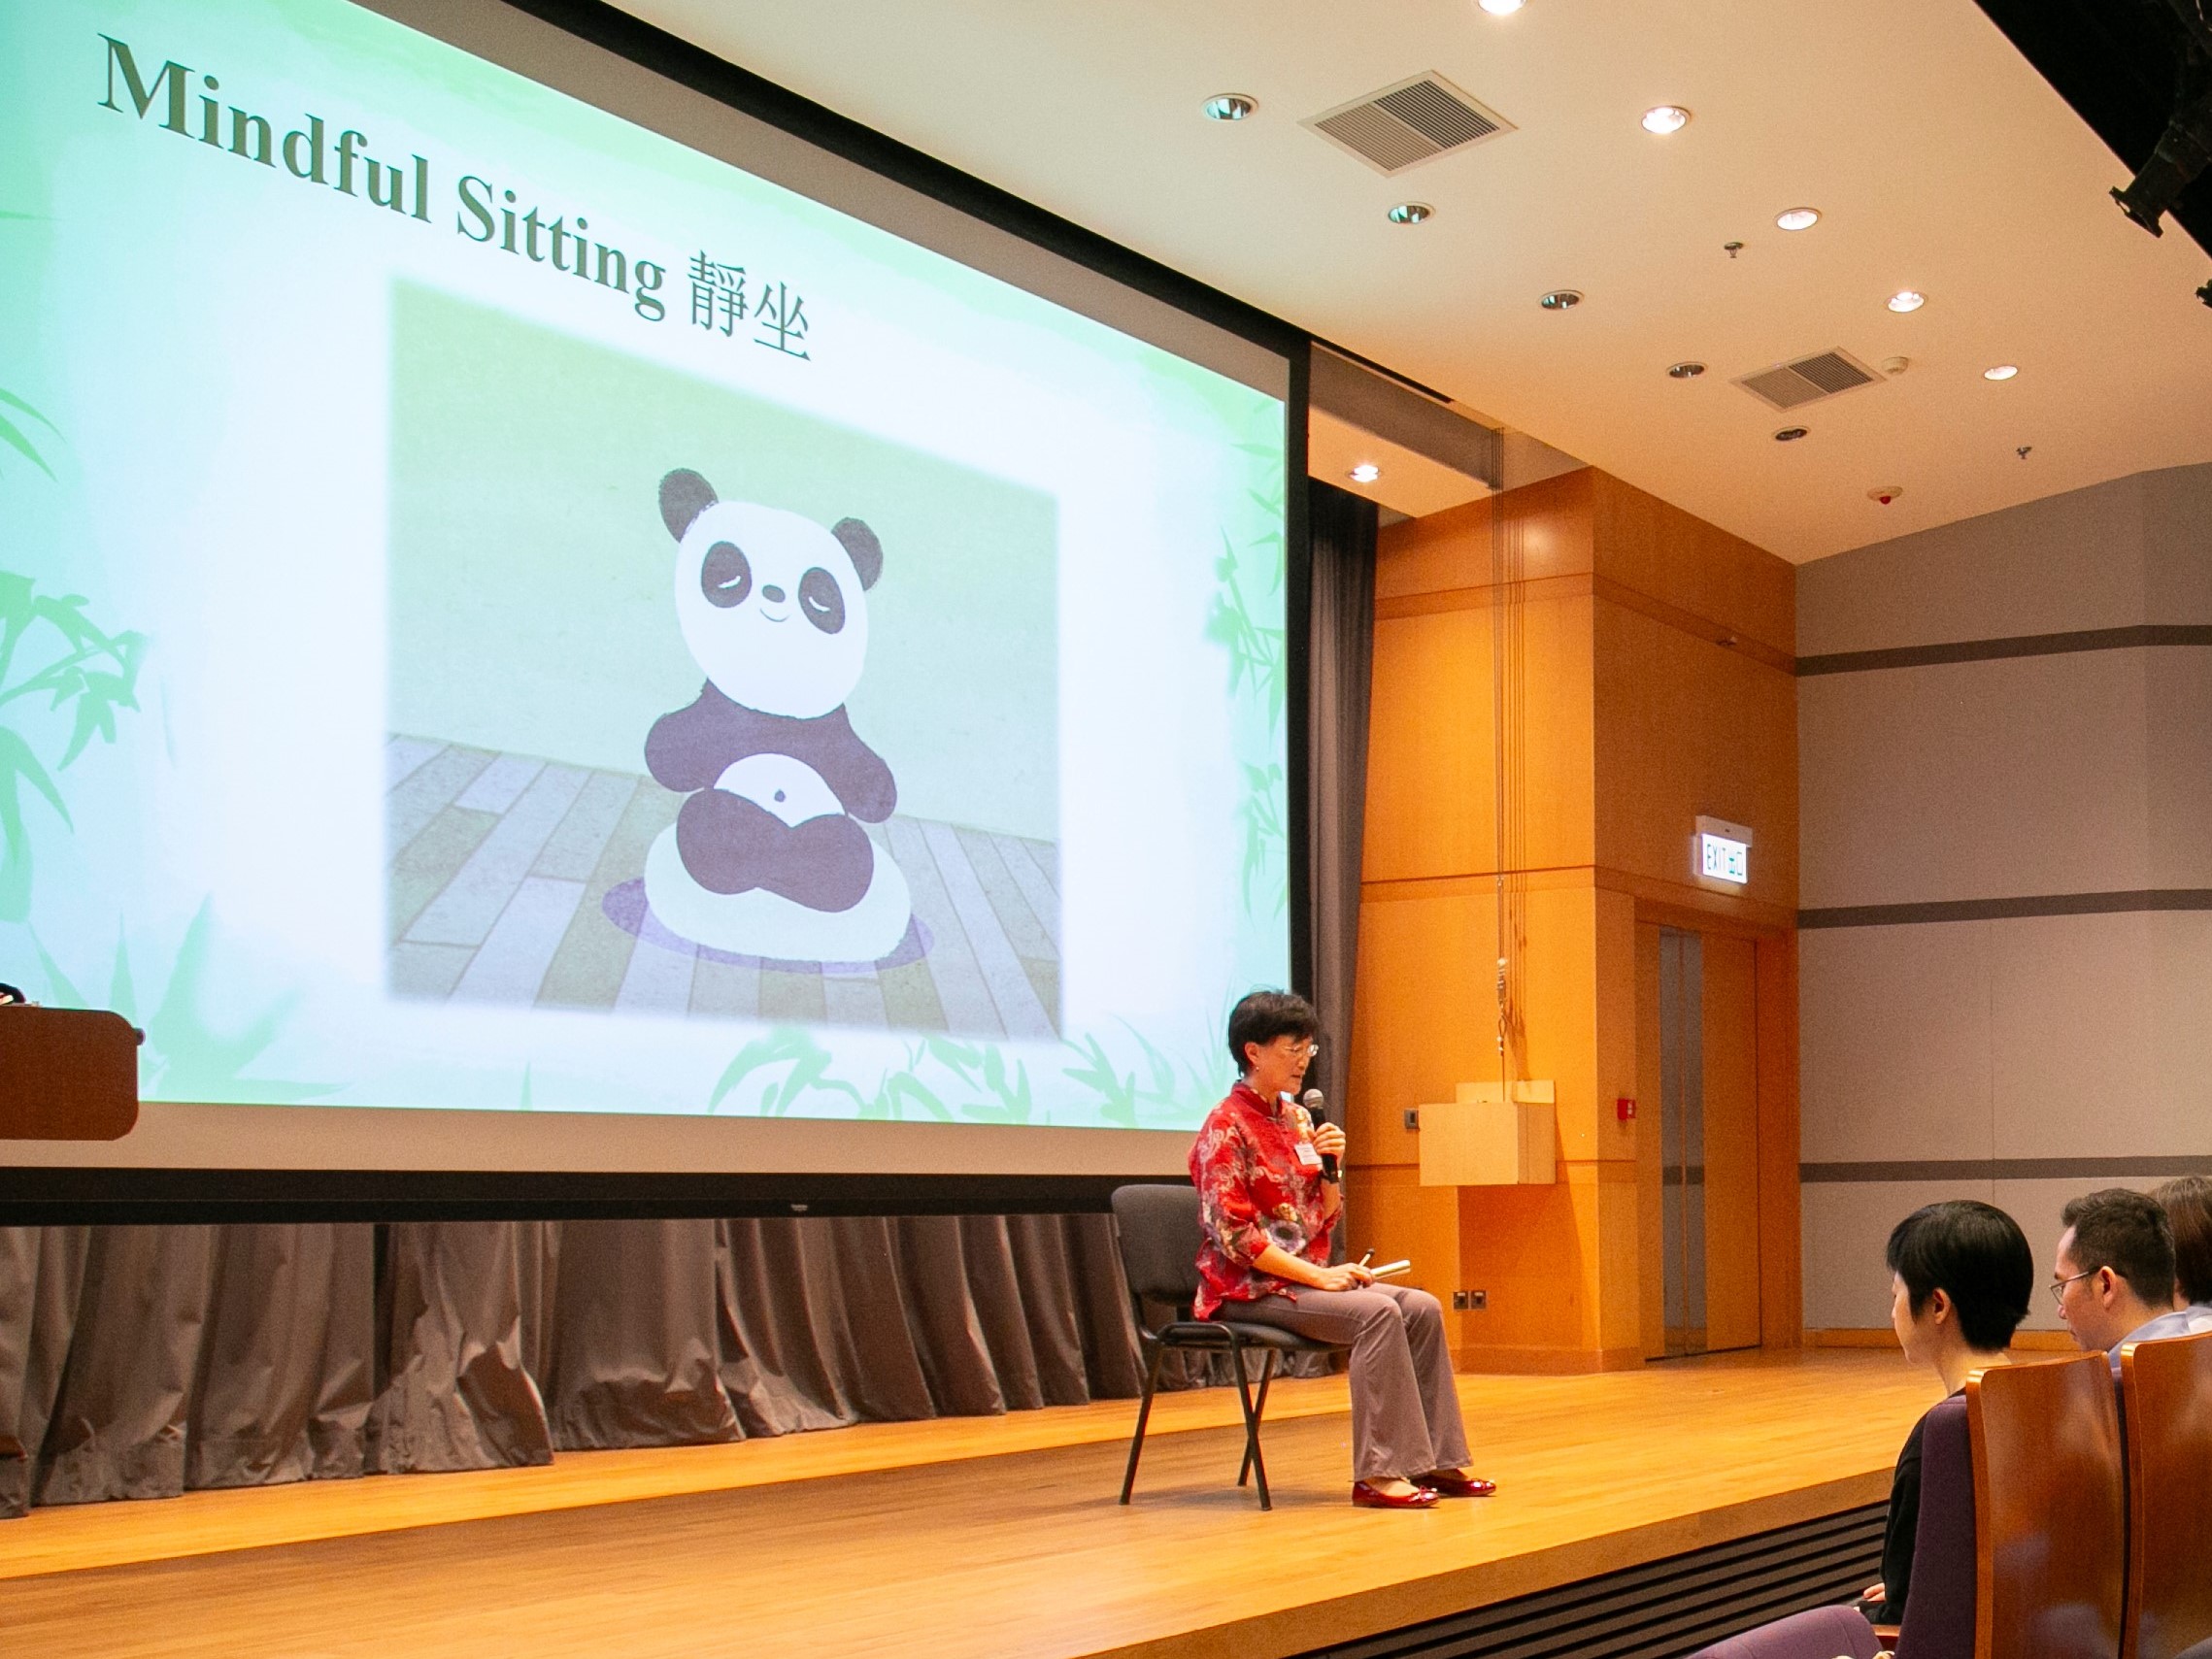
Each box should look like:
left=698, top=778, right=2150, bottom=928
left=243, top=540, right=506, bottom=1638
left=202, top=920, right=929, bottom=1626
left=2049, top=1269, right=2096, bottom=1307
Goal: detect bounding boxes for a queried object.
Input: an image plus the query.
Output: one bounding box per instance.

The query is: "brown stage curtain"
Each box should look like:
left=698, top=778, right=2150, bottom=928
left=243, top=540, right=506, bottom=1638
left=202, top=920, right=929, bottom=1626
left=0, top=1212, right=1165, bottom=1516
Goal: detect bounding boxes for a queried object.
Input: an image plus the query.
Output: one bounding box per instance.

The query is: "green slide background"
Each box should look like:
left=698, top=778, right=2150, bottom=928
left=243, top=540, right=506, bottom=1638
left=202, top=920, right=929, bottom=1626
left=387, top=283, right=1060, bottom=842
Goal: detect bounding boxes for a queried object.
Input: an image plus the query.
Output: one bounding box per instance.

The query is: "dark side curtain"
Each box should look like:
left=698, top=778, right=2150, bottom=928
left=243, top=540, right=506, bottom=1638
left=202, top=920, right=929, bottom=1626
left=1305, top=478, right=1379, bottom=1117
left=0, top=1213, right=1169, bottom=1517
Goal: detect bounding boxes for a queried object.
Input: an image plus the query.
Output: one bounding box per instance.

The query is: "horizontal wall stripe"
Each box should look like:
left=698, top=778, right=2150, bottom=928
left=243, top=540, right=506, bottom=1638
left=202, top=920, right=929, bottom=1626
left=1796, top=622, right=2212, bottom=678
left=1798, top=888, right=2212, bottom=929
left=1803, top=1156, right=2212, bottom=1183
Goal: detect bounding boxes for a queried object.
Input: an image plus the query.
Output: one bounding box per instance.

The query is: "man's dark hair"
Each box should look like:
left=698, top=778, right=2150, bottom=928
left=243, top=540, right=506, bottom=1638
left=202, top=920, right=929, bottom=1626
left=1225, top=989, right=1319, bottom=1074
left=1885, top=1200, right=2034, bottom=1351
left=2060, top=1187, right=2176, bottom=1309
left=2154, top=1175, right=2212, bottom=1307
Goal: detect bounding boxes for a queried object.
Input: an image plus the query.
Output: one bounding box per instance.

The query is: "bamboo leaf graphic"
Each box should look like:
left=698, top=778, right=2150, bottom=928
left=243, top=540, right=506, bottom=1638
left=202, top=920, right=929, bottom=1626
left=0, top=414, right=53, bottom=480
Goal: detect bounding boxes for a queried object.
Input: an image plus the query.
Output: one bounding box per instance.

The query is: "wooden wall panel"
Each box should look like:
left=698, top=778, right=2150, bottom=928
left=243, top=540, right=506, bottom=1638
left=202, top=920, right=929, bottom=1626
left=1701, top=934, right=1762, bottom=1353
left=1342, top=1162, right=1462, bottom=1313
left=1592, top=599, right=1798, bottom=909
left=1363, top=609, right=1498, bottom=882
left=1457, top=1182, right=1588, bottom=1354
left=1362, top=597, right=1595, bottom=884
left=1510, top=883, right=1600, bottom=1156
left=1589, top=889, right=1642, bottom=1174
left=1348, top=887, right=1503, bottom=1172
left=1573, top=1159, right=1644, bottom=1356
left=1356, top=464, right=1799, bottom=1369
left=1590, top=472, right=1794, bottom=656
left=1374, top=470, right=1595, bottom=602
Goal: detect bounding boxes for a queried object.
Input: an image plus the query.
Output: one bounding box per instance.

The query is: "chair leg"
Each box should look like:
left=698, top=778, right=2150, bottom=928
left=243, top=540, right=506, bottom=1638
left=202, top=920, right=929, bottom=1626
left=1119, top=1341, right=1166, bottom=1505
left=1238, top=1351, right=1278, bottom=1487
left=1230, top=1340, right=1272, bottom=1510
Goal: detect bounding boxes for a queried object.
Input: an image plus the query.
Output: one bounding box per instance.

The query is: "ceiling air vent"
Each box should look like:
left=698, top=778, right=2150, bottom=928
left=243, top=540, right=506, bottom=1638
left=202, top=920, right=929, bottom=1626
left=1734, top=349, right=1882, bottom=412
left=1307, top=74, right=1514, bottom=175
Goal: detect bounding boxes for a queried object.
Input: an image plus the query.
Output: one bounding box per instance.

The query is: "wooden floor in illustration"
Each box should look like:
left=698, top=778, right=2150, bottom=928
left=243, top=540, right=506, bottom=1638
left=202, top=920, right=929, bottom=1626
left=384, top=735, right=1061, bottom=1039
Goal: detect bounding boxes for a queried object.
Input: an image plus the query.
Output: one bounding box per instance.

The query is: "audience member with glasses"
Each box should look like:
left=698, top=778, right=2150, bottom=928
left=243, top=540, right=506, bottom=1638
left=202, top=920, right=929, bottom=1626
left=2050, top=1186, right=2187, bottom=1375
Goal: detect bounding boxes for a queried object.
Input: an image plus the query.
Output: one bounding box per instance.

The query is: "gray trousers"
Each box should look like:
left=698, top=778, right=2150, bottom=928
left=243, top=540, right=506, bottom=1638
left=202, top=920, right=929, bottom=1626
left=1233, top=1283, right=1470, bottom=1482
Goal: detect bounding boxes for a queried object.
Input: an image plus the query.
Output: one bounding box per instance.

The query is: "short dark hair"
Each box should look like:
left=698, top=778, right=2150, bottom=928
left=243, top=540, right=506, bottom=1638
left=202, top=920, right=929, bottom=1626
left=2060, top=1187, right=2176, bottom=1309
left=2154, top=1175, right=2212, bottom=1307
left=1225, top=989, right=1319, bottom=1074
left=1885, top=1200, right=2034, bottom=1351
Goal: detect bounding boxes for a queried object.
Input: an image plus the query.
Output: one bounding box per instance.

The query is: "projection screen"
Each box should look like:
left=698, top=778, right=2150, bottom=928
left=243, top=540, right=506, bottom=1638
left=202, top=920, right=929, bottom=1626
left=0, top=0, right=1296, bottom=1198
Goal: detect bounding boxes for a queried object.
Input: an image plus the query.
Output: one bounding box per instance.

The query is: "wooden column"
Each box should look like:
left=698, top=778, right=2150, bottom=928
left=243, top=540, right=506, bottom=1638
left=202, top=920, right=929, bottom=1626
left=1348, top=468, right=1799, bottom=1372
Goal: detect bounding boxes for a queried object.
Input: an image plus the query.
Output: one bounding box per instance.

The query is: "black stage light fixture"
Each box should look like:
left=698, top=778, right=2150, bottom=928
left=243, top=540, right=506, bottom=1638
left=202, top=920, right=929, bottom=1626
left=2109, top=86, right=2212, bottom=235
left=2104, top=0, right=2212, bottom=303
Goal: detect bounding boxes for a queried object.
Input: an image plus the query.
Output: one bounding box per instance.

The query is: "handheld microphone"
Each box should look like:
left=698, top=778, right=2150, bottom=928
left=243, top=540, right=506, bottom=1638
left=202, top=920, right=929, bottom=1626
left=1300, top=1087, right=1338, bottom=1181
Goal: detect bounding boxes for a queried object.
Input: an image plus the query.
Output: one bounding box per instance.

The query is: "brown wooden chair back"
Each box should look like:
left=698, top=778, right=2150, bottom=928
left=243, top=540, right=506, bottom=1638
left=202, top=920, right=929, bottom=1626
left=2120, top=1330, right=2212, bottom=1659
left=1966, top=1352, right=2126, bottom=1659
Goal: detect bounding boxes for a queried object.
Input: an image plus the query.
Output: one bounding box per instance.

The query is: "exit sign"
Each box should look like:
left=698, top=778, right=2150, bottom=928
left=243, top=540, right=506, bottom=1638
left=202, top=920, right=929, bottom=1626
left=1695, top=815, right=1753, bottom=886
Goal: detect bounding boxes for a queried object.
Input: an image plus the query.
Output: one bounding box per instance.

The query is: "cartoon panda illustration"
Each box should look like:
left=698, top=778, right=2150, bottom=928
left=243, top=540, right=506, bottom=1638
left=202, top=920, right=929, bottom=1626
left=640, top=467, right=914, bottom=963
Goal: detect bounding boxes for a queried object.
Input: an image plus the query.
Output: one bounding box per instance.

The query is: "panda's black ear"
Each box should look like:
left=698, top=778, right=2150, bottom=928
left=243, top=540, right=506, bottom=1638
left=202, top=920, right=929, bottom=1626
left=659, top=470, right=717, bottom=541
left=833, top=517, right=884, bottom=590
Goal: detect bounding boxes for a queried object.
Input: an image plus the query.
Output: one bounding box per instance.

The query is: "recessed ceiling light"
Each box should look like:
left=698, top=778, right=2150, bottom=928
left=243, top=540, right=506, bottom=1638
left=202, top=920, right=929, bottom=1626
left=1887, top=289, right=1926, bottom=313
left=1350, top=463, right=1382, bottom=483
left=1387, top=201, right=1433, bottom=225
left=1641, top=105, right=1691, bottom=136
left=1539, top=288, right=1583, bottom=310
left=1201, top=94, right=1256, bottom=122
left=1775, top=207, right=1821, bottom=231
left=1984, top=363, right=2020, bottom=381
left=1478, top=0, right=1525, bottom=14
left=1773, top=426, right=1809, bottom=442
left=1667, top=361, right=1706, bottom=379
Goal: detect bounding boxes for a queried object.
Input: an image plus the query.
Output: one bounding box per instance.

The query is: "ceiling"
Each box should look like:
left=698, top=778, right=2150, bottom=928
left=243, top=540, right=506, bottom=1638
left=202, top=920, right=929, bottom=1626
left=1310, top=407, right=1490, bottom=518
left=611, top=0, right=2212, bottom=563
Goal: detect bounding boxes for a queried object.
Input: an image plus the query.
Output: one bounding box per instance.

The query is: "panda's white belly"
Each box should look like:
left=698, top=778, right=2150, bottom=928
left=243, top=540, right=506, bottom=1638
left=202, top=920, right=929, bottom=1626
left=717, top=753, right=843, bottom=826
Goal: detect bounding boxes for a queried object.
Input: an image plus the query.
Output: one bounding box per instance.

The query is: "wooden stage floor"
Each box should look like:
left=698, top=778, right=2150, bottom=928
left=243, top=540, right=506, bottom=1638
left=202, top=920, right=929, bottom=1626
left=0, top=1351, right=1933, bottom=1659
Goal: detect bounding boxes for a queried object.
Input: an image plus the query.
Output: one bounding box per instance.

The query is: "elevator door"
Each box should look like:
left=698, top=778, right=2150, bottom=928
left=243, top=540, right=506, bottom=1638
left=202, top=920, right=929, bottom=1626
left=1657, top=926, right=1761, bottom=1358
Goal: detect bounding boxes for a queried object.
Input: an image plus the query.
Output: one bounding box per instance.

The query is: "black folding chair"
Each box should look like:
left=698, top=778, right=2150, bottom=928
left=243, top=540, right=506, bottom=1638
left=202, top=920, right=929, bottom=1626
left=1109, top=1182, right=1343, bottom=1510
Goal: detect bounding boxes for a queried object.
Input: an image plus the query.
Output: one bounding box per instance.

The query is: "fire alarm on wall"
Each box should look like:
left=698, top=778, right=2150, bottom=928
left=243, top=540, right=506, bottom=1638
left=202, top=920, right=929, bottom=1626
left=1617, top=1096, right=1637, bottom=1122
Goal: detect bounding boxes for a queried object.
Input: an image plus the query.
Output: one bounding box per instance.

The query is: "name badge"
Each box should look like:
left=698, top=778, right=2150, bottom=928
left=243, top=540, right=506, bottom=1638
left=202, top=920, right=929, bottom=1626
left=1294, top=1142, right=1324, bottom=1171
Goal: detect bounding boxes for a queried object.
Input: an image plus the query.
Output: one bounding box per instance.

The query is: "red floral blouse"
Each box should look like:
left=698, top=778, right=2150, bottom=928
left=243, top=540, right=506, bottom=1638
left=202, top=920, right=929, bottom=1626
left=1188, top=1080, right=1335, bottom=1319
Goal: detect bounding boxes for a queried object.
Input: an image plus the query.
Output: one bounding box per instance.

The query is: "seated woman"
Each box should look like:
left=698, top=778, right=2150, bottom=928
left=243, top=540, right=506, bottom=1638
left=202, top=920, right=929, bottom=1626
left=1190, top=989, right=1493, bottom=1510
left=1858, top=1199, right=2035, bottom=1629
left=2154, top=1175, right=2212, bottom=1333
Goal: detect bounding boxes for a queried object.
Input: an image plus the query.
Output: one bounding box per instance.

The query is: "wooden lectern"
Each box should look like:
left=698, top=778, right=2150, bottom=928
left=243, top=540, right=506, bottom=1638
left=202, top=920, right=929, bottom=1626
left=0, top=1007, right=143, bottom=1141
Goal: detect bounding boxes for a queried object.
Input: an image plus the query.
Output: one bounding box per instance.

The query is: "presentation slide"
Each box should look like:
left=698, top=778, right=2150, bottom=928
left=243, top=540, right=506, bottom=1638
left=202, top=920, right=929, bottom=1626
left=0, top=1, right=1290, bottom=1144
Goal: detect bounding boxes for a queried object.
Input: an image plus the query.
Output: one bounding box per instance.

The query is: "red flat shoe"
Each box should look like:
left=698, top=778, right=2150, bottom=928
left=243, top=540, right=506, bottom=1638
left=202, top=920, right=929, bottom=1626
left=1418, top=1470, right=1497, bottom=1498
left=1351, top=1479, right=1439, bottom=1510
